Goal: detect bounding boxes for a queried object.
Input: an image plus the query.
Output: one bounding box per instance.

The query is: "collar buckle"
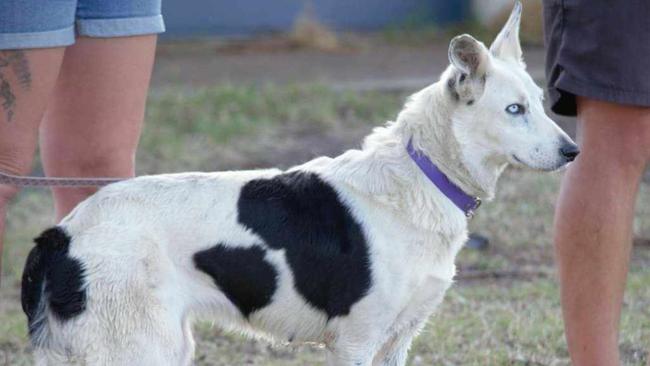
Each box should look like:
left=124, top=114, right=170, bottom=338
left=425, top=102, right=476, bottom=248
left=466, top=197, right=482, bottom=219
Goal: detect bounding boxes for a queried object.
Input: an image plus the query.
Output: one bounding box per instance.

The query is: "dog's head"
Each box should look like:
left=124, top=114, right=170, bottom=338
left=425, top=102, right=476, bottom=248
left=443, top=1, right=578, bottom=172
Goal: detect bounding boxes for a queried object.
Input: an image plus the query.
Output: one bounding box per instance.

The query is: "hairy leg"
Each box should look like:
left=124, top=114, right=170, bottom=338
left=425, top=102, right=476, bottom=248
left=554, top=97, right=650, bottom=366
left=372, top=320, right=426, bottom=366
left=40, top=35, right=157, bottom=220
left=0, top=48, right=64, bottom=279
left=325, top=323, right=382, bottom=366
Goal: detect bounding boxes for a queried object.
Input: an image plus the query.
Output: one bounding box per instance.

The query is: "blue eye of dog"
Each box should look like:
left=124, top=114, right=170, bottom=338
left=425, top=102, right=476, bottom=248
left=506, top=103, right=525, bottom=115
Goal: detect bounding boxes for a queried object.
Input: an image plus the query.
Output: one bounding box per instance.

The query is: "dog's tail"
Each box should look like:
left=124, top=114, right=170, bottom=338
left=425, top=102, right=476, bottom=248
left=21, top=226, right=87, bottom=345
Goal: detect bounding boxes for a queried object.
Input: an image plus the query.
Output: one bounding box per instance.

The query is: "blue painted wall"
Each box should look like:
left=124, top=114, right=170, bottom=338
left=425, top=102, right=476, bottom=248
left=162, top=0, right=469, bottom=38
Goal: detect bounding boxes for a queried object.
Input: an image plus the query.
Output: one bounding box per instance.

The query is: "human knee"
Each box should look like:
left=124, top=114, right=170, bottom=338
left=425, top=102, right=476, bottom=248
left=0, top=185, right=19, bottom=208
left=0, top=149, right=36, bottom=205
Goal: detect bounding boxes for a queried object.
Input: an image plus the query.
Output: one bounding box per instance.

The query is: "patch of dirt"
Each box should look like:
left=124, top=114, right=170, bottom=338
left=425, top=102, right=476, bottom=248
left=153, top=36, right=547, bottom=91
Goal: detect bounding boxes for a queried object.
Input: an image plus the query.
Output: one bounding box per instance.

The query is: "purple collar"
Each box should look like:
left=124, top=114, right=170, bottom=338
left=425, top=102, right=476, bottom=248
left=406, top=139, right=481, bottom=218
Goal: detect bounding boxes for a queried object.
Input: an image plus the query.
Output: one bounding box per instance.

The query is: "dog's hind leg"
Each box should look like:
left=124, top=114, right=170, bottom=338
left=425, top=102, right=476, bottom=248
left=79, top=226, right=196, bottom=366
left=27, top=224, right=196, bottom=365
left=28, top=281, right=194, bottom=366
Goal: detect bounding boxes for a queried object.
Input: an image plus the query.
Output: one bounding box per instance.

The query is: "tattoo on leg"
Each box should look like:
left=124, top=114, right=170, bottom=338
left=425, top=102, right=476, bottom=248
left=0, top=50, right=32, bottom=122
left=0, top=72, right=15, bottom=122
left=9, top=51, right=31, bottom=89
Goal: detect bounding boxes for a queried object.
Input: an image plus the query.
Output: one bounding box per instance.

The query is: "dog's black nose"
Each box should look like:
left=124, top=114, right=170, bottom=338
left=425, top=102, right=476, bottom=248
left=560, top=143, right=580, bottom=162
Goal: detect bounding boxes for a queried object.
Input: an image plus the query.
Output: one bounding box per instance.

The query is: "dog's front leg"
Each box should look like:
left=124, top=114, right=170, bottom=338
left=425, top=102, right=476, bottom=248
left=372, top=318, right=428, bottom=366
left=326, top=347, right=375, bottom=366
left=325, top=333, right=380, bottom=366
left=372, top=336, right=414, bottom=366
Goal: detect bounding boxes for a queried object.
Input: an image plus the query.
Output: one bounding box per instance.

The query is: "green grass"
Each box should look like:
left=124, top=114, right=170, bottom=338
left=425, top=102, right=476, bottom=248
left=415, top=270, right=650, bottom=366
left=2, top=84, right=649, bottom=365
left=140, top=84, right=405, bottom=172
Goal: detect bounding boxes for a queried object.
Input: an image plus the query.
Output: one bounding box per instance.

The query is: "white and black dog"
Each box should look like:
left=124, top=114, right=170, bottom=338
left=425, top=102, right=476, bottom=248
left=21, top=3, right=578, bottom=365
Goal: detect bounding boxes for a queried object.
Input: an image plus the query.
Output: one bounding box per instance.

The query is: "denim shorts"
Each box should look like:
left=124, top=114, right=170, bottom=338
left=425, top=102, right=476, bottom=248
left=0, top=0, right=165, bottom=49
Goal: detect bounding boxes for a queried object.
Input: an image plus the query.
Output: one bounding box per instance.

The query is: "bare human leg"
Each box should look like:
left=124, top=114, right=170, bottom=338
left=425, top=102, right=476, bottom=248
left=554, top=96, right=650, bottom=366
left=0, top=48, right=65, bottom=280
left=39, top=35, right=157, bottom=221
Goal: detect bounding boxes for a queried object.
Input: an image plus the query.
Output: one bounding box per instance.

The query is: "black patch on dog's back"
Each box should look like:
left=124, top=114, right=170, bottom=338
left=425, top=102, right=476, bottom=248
left=194, top=245, right=277, bottom=317
left=237, top=171, right=372, bottom=318
left=21, top=227, right=87, bottom=338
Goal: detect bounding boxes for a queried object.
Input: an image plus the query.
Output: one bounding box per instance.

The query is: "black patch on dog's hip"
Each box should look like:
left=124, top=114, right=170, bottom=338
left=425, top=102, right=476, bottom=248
left=237, top=171, right=372, bottom=319
left=194, top=245, right=277, bottom=317
left=21, top=227, right=87, bottom=339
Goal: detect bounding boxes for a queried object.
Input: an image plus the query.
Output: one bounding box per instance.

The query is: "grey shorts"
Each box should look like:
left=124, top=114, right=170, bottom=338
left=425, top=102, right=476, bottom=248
left=543, top=0, right=650, bottom=116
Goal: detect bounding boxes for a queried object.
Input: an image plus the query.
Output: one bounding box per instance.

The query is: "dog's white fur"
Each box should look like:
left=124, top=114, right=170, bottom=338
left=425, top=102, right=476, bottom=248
left=29, top=3, right=575, bottom=365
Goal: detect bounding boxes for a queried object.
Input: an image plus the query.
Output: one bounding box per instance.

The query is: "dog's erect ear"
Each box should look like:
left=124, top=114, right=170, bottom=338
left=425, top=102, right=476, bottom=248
left=448, top=34, right=489, bottom=77
left=447, top=34, right=489, bottom=103
left=489, top=1, right=523, bottom=63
